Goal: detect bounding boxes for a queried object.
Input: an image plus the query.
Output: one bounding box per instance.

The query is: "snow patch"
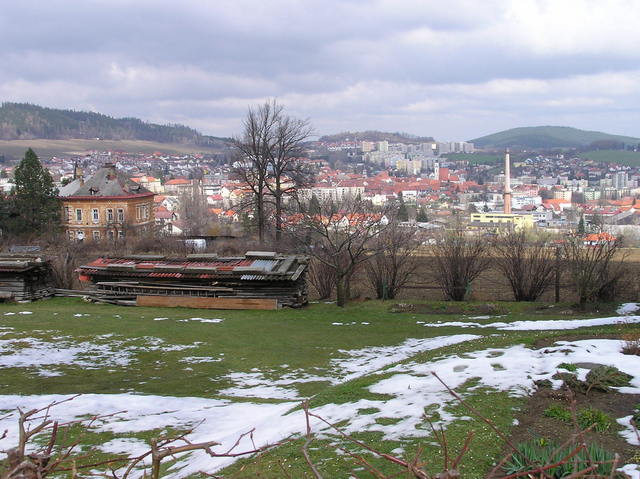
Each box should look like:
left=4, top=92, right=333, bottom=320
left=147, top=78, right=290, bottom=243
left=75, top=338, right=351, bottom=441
left=618, top=415, right=640, bottom=446
left=420, top=316, right=639, bottom=330
left=0, top=335, right=200, bottom=374
left=331, top=335, right=481, bottom=382
left=179, top=318, right=224, bottom=323
left=617, top=303, right=640, bottom=315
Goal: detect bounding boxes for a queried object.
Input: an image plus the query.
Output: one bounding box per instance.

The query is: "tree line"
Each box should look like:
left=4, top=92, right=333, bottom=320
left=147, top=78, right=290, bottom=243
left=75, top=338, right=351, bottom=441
left=0, top=102, right=219, bottom=144
left=301, top=219, right=628, bottom=309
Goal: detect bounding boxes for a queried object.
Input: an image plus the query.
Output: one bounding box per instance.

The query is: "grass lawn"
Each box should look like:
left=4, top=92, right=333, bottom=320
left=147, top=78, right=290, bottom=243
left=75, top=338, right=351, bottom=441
left=0, top=138, right=224, bottom=160
left=0, top=298, right=638, bottom=477
left=443, top=153, right=503, bottom=164
left=578, top=149, right=640, bottom=166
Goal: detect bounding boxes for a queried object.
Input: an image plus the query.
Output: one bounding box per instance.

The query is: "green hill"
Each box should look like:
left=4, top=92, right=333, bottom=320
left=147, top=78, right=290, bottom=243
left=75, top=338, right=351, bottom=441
left=0, top=102, right=228, bottom=147
left=471, top=126, right=640, bottom=149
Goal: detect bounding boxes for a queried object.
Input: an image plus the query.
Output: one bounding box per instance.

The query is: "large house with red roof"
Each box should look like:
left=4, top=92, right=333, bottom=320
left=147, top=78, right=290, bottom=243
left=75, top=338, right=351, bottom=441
left=59, top=163, right=155, bottom=241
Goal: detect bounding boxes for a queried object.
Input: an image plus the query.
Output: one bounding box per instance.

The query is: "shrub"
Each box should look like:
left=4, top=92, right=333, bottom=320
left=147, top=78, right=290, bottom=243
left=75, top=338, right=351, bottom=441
left=551, top=371, right=585, bottom=392
left=557, top=362, right=577, bottom=372
left=504, top=440, right=617, bottom=478
left=585, top=365, right=633, bottom=393
left=577, top=407, right=613, bottom=432
left=621, top=333, right=640, bottom=356
left=534, top=379, right=553, bottom=389
left=632, top=404, right=640, bottom=425
left=543, top=404, right=572, bottom=422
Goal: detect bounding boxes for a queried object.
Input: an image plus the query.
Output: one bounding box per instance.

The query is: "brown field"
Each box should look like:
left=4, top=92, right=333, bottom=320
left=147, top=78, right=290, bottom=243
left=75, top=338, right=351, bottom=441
left=0, top=138, right=226, bottom=159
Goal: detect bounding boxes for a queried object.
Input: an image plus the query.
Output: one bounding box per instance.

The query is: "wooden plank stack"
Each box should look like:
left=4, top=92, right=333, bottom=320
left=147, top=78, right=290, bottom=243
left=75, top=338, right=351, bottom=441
left=77, top=252, right=309, bottom=309
left=0, top=254, right=55, bottom=302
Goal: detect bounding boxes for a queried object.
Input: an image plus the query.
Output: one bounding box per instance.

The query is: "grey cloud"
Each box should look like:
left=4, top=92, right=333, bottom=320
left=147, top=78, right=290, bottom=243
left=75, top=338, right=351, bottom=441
left=0, top=0, right=639, bottom=139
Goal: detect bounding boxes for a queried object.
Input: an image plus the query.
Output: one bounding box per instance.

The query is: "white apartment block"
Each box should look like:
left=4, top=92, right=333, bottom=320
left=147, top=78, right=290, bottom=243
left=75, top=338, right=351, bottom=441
left=299, top=185, right=365, bottom=203
left=553, top=189, right=572, bottom=201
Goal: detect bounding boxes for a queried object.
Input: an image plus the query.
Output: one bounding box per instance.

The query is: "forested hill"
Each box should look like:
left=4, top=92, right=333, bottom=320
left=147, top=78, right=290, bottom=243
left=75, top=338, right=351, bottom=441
left=471, top=126, right=640, bottom=150
left=0, top=103, right=226, bottom=145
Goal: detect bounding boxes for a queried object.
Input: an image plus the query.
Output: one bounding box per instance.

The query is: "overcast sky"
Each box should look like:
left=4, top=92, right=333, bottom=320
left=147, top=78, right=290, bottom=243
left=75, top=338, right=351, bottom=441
left=1, top=0, right=639, bottom=141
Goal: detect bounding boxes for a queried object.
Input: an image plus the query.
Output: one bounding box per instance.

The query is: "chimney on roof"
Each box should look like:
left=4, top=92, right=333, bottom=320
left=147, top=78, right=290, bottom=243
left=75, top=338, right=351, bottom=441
left=73, top=160, right=84, bottom=186
left=104, top=162, right=117, bottom=180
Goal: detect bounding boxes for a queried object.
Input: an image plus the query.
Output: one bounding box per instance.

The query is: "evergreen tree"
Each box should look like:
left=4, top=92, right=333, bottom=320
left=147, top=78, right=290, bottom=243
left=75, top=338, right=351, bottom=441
left=577, top=215, right=586, bottom=234
left=11, top=148, right=60, bottom=236
left=0, top=193, right=13, bottom=237
left=397, top=195, right=409, bottom=222
left=416, top=207, right=429, bottom=222
left=308, top=194, right=321, bottom=215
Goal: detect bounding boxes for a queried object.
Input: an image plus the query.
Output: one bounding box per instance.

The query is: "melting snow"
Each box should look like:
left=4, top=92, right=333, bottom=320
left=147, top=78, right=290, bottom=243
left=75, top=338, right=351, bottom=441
left=618, top=415, right=640, bottom=446
left=331, top=335, right=480, bottom=382
left=0, top=394, right=298, bottom=478
left=617, top=303, right=640, bottom=315
left=179, top=318, right=225, bottom=323
left=619, top=464, right=640, bottom=479
left=0, top=339, right=637, bottom=477
left=419, top=315, right=639, bottom=330
left=218, top=335, right=480, bottom=399
left=0, top=335, right=200, bottom=374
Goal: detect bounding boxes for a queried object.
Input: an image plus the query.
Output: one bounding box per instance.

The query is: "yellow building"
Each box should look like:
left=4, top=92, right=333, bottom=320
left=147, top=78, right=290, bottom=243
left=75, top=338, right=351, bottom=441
left=469, top=212, right=535, bottom=230
left=59, top=163, right=155, bottom=242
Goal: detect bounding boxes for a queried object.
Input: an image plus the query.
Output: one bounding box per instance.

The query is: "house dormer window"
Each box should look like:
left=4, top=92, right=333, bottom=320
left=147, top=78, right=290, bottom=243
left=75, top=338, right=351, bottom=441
left=89, top=187, right=99, bottom=195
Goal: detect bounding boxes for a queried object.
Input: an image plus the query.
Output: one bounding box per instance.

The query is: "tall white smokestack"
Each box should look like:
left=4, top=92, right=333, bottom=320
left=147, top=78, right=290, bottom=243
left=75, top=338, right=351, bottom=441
left=503, top=149, right=512, bottom=214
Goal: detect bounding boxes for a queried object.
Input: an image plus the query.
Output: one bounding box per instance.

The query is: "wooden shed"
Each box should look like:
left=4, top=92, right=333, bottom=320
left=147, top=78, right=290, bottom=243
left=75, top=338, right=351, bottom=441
left=0, top=254, right=54, bottom=302
left=77, top=252, right=309, bottom=310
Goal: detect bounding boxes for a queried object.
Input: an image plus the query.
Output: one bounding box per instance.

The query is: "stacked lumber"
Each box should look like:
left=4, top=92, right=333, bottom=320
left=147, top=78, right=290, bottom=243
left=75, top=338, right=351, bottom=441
left=76, top=252, right=309, bottom=309
left=0, top=254, right=54, bottom=301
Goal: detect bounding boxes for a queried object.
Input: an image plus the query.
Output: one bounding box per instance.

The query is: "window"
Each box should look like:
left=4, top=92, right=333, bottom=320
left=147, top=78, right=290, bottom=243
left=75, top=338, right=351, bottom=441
left=136, top=204, right=149, bottom=221
left=68, top=230, right=75, bottom=241
left=75, top=209, right=83, bottom=222
left=117, top=208, right=125, bottom=223
left=107, top=230, right=114, bottom=240
left=106, top=208, right=114, bottom=222
left=92, top=231, right=100, bottom=240
left=92, top=208, right=99, bottom=223
left=118, top=230, right=125, bottom=239
left=64, top=206, right=71, bottom=221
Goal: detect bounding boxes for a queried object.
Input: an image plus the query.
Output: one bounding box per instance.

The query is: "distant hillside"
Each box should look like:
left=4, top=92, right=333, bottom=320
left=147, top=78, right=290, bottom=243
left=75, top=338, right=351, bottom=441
left=471, top=126, right=640, bottom=150
left=320, top=130, right=434, bottom=143
left=0, top=103, right=228, bottom=146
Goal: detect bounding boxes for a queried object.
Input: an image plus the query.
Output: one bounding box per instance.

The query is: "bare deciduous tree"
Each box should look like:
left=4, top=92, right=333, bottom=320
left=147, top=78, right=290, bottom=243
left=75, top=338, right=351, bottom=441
left=288, top=197, right=389, bottom=307
left=233, top=102, right=278, bottom=245
left=307, top=257, right=337, bottom=300
left=365, top=221, right=420, bottom=299
left=562, top=235, right=627, bottom=306
left=233, top=100, right=312, bottom=244
left=265, top=110, right=313, bottom=242
left=178, top=181, right=214, bottom=236
left=429, top=228, right=491, bottom=301
left=492, top=229, right=557, bottom=301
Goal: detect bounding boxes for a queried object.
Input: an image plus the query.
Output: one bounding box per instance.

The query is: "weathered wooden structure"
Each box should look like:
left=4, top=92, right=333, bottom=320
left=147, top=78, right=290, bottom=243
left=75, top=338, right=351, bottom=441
left=77, top=252, right=309, bottom=309
left=0, top=255, right=54, bottom=301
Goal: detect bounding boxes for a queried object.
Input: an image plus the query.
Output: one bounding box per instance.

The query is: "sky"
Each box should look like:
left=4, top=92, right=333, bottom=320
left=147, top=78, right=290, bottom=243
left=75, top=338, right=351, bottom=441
left=1, top=0, right=639, bottom=141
